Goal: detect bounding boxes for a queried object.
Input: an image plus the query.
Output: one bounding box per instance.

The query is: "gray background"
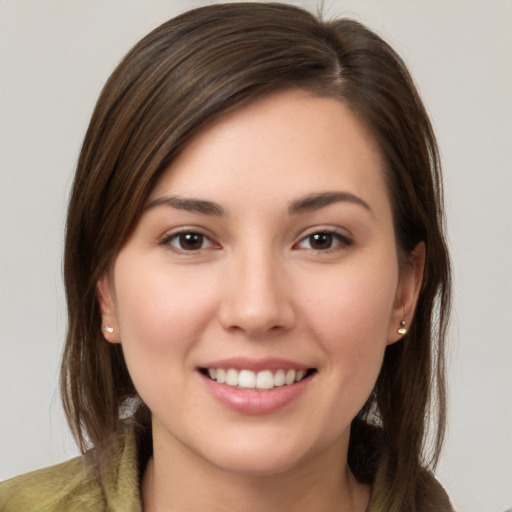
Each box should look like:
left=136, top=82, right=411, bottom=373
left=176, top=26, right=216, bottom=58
left=1, top=1, right=511, bottom=511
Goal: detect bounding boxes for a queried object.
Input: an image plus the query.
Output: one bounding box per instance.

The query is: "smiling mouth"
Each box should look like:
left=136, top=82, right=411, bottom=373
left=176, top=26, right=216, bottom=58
left=200, top=367, right=317, bottom=391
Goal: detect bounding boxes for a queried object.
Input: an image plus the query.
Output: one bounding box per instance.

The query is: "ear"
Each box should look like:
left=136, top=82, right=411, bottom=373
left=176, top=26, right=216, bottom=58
left=96, top=272, right=121, bottom=344
left=387, top=242, right=426, bottom=345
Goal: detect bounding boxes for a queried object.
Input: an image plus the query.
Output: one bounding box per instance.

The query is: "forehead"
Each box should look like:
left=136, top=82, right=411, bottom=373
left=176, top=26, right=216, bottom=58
left=150, top=89, right=389, bottom=215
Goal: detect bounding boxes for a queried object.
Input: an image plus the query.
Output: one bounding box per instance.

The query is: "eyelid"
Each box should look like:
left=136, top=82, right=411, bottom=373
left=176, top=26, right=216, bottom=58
left=293, top=228, right=353, bottom=251
left=159, top=227, right=221, bottom=253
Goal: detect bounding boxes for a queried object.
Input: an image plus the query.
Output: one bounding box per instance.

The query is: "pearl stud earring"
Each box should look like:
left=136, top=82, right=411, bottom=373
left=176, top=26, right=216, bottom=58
left=397, top=320, right=407, bottom=336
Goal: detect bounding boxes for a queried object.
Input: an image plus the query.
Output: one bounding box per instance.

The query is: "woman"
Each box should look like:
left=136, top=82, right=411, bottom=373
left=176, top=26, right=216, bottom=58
left=0, top=3, right=452, bottom=511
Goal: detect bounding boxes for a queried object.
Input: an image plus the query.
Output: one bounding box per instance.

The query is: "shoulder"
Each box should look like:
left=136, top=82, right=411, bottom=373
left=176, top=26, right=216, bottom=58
left=367, top=468, right=453, bottom=512
left=366, top=443, right=454, bottom=512
left=0, top=456, right=104, bottom=512
left=0, top=422, right=142, bottom=512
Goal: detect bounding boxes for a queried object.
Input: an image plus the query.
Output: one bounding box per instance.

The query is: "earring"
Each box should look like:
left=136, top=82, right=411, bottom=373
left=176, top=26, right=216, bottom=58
left=397, top=320, right=407, bottom=336
left=103, top=326, right=114, bottom=334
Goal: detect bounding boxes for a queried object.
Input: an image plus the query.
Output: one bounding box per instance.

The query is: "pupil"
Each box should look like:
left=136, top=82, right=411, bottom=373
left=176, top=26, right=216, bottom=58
left=180, top=233, right=203, bottom=250
left=310, top=233, right=332, bottom=249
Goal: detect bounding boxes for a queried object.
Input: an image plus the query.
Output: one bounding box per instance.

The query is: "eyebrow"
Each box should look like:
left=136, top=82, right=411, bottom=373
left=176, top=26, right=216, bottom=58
left=145, top=191, right=372, bottom=217
left=288, top=191, right=373, bottom=216
left=145, top=196, right=226, bottom=216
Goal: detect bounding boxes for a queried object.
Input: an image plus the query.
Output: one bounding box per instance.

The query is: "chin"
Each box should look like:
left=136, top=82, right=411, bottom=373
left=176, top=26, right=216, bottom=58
left=193, top=427, right=341, bottom=478
left=208, top=446, right=306, bottom=477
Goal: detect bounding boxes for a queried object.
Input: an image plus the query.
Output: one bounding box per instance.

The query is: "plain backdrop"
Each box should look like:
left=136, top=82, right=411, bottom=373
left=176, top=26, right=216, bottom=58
left=1, top=1, right=511, bottom=511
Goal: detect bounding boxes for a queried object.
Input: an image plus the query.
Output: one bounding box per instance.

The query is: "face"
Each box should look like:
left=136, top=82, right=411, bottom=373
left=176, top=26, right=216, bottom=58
left=98, top=89, right=423, bottom=477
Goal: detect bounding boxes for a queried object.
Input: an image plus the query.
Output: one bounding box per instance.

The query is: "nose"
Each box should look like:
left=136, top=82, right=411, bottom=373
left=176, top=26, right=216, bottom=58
left=218, top=248, right=296, bottom=338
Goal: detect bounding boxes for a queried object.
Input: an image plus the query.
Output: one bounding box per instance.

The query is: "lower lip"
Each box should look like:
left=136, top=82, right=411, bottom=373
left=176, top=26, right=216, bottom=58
left=200, top=372, right=312, bottom=415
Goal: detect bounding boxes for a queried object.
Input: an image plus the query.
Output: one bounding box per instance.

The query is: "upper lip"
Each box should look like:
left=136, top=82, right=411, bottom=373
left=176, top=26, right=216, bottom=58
left=198, top=357, right=313, bottom=372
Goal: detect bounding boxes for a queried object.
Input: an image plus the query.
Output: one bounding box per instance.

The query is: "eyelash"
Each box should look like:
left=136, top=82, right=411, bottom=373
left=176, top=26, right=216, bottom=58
left=294, top=230, right=353, bottom=252
left=160, top=229, right=352, bottom=254
left=160, top=230, right=218, bottom=253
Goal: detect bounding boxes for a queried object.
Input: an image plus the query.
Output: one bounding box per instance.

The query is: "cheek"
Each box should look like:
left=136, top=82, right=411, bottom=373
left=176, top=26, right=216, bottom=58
left=299, top=259, right=397, bottom=381
left=111, top=258, right=218, bottom=384
left=111, top=260, right=225, bottom=423
left=115, top=258, right=210, bottom=338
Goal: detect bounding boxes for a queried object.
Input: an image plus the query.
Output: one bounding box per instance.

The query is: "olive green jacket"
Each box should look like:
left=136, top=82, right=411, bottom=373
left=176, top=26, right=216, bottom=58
left=0, top=427, right=140, bottom=512
left=0, top=425, right=453, bottom=512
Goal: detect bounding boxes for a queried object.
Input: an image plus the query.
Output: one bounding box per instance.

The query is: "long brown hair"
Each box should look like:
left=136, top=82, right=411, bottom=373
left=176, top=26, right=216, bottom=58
left=61, top=3, right=451, bottom=510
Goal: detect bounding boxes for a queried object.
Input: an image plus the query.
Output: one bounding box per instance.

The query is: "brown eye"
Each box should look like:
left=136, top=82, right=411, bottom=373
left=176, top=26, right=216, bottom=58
left=179, top=233, right=204, bottom=250
left=308, top=233, right=333, bottom=250
left=165, top=232, right=213, bottom=251
left=296, top=231, right=352, bottom=251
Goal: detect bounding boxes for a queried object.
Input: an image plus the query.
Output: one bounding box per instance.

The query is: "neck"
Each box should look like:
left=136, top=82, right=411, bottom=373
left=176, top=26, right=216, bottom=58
left=142, top=426, right=370, bottom=512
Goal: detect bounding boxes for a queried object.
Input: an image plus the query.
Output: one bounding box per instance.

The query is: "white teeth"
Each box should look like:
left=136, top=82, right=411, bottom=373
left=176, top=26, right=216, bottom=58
left=274, top=369, right=285, bottom=387
left=216, top=368, right=226, bottom=384
left=206, top=367, right=310, bottom=390
left=238, top=369, right=256, bottom=388
left=226, top=369, right=239, bottom=386
left=256, top=370, right=274, bottom=389
left=285, top=369, right=296, bottom=385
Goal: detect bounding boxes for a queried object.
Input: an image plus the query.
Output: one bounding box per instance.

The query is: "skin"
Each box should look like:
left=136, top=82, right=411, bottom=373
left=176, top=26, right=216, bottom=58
left=98, top=89, right=424, bottom=512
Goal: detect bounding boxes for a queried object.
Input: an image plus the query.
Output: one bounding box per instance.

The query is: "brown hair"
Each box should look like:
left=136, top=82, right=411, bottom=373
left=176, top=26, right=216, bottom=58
left=61, top=3, right=451, bottom=510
